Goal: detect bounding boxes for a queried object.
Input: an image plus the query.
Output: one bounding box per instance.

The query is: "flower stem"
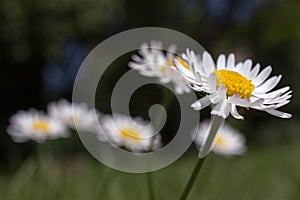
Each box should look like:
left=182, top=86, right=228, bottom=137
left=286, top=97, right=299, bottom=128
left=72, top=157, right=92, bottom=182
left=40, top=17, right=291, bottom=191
left=198, top=115, right=224, bottom=158
left=179, top=115, right=224, bottom=200
left=179, top=157, right=206, bottom=200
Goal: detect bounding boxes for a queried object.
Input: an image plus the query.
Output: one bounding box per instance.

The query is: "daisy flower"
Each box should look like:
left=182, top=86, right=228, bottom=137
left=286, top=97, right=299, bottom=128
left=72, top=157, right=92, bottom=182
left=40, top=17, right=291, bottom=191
left=128, top=40, right=191, bottom=94
left=194, top=120, right=246, bottom=157
left=7, top=109, right=69, bottom=143
left=48, top=99, right=101, bottom=134
left=175, top=50, right=292, bottom=119
left=99, top=113, right=161, bottom=152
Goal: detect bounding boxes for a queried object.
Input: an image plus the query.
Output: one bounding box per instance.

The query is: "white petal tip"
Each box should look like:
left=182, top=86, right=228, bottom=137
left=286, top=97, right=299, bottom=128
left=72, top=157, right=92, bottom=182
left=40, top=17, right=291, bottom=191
left=191, top=102, right=201, bottom=110
left=282, top=113, right=292, bottom=118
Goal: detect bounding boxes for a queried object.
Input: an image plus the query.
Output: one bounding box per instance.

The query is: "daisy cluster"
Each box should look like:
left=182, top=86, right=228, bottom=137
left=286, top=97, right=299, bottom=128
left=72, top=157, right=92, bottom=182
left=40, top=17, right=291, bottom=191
left=7, top=99, right=100, bottom=143
left=7, top=99, right=161, bottom=153
left=7, top=40, right=292, bottom=157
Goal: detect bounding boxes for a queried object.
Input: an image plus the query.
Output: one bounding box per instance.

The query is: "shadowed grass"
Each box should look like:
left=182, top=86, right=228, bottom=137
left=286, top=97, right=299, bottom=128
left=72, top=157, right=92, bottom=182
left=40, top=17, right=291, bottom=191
left=1, top=143, right=300, bottom=200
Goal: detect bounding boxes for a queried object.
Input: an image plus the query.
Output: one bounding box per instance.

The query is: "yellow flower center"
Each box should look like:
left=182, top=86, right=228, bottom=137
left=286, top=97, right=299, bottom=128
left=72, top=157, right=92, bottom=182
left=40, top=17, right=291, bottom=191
left=120, top=128, right=141, bottom=141
left=214, top=69, right=254, bottom=99
left=215, top=136, right=225, bottom=146
left=32, top=120, right=51, bottom=132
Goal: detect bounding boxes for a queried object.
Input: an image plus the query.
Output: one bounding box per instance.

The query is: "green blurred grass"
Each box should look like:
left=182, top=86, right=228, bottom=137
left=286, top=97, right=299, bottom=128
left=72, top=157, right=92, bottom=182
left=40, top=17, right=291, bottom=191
left=1, top=143, right=300, bottom=200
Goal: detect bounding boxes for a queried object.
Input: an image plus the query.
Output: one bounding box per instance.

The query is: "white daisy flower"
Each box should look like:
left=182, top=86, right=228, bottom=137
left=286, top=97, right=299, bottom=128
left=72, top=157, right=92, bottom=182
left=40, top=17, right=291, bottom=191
left=194, top=120, right=246, bottom=157
left=175, top=50, right=292, bottom=119
left=99, top=113, right=161, bottom=152
left=48, top=99, right=101, bottom=134
left=7, top=109, right=69, bottom=143
left=128, top=40, right=191, bottom=94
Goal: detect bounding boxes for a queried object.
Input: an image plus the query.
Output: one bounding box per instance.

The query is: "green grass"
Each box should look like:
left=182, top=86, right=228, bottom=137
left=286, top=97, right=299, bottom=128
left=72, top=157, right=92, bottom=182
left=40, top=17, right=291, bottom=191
left=1, top=143, right=300, bottom=200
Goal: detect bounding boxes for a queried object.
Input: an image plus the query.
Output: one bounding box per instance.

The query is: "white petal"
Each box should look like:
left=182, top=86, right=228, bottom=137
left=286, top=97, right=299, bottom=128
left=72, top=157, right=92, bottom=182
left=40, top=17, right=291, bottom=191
left=251, top=98, right=264, bottom=107
left=209, top=93, right=222, bottom=104
left=226, top=53, right=235, bottom=70
left=174, top=59, right=195, bottom=80
left=248, top=63, right=260, bottom=80
left=131, top=54, right=143, bottom=62
left=253, top=86, right=290, bottom=99
left=228, top=95, right=252, bottom=107
left=275, top=100, right=290, bottom=108
left=166, top=44, right=177, bottom=58
left=253, top=66, right=272, bottom=86
left=216, top=54, right=226, bottom=69
left=211, top=100, right=230, bottom=119
left=254, top=75, right=282, bottom=93
left=243, top=59, right=252, bottom=77
left=228, top=94, right=242, bottom=105
left=217, top=86, right=227, bottom=99
left=254, top=104, right=277, bottom=110
left=191, top=96, right=212, bottom=110
left=264, top=92, right=292, bottom=104
left=266, top=110, right=292, bottom=118
left=203, top=51, right=216, bottom=74
left=208, top=73, right=217, bottom=91
left=235, top=62, right=244, bottom=74
left=230, top=104, right=244, bottom=120
left=241, top=98, right=252, bottom=107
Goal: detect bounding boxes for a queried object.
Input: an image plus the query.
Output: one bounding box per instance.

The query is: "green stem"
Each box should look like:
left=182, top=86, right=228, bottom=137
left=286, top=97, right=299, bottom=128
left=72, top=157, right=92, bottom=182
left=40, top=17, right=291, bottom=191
left=199, top=115, right=224, bottom=158
left=179, top=157, right=206, bottom=200
left=179, top=115, right=224, bottom=200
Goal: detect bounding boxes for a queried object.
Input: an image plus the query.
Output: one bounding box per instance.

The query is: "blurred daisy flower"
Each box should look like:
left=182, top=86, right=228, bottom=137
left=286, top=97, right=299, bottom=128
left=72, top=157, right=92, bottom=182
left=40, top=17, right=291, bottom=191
left=194, top=120, right=246, bottom=157
left=48, top=99, right=101, bottom=133
left=7, top=109, right=69, bottom=143
left=129, top=40, right=191, bottom=94
left=175, top=50, right=292, bottom=119
left=99, top=113, right=161, bottom=152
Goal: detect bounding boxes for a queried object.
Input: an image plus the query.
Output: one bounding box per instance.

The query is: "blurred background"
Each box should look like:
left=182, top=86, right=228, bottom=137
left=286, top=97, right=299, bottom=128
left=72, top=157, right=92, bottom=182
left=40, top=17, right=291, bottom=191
left=0, top=0, right=299, bottom=199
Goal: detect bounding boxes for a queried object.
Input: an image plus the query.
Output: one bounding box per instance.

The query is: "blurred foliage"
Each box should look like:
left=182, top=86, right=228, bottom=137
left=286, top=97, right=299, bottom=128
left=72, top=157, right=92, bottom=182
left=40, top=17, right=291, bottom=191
left=1, top=144, right=300, bottom=199
left=0, top=0, right=123, bottom=63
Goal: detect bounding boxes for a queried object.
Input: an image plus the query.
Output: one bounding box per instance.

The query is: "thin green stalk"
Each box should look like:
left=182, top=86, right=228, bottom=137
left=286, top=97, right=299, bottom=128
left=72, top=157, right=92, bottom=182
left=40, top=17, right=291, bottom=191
left=179, top=157, right=206, bottom=200
left=179, top=115, right=224, bottom=200
left=199, top=115, right=224, bottom=158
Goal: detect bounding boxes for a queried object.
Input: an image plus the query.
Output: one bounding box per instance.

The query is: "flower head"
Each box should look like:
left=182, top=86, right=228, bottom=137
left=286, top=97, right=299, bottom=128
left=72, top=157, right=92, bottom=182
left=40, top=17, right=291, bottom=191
left=175, top=50, right=292, bottom=119
left=194, top=120, right=246, bottom=157
left=99, top=113, right=161, bottom=152
left=48, top=99, right=101, bottom=133
left=129, top=40, right=191, bottom=94
left=7, top=109, right=69, bottom=143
